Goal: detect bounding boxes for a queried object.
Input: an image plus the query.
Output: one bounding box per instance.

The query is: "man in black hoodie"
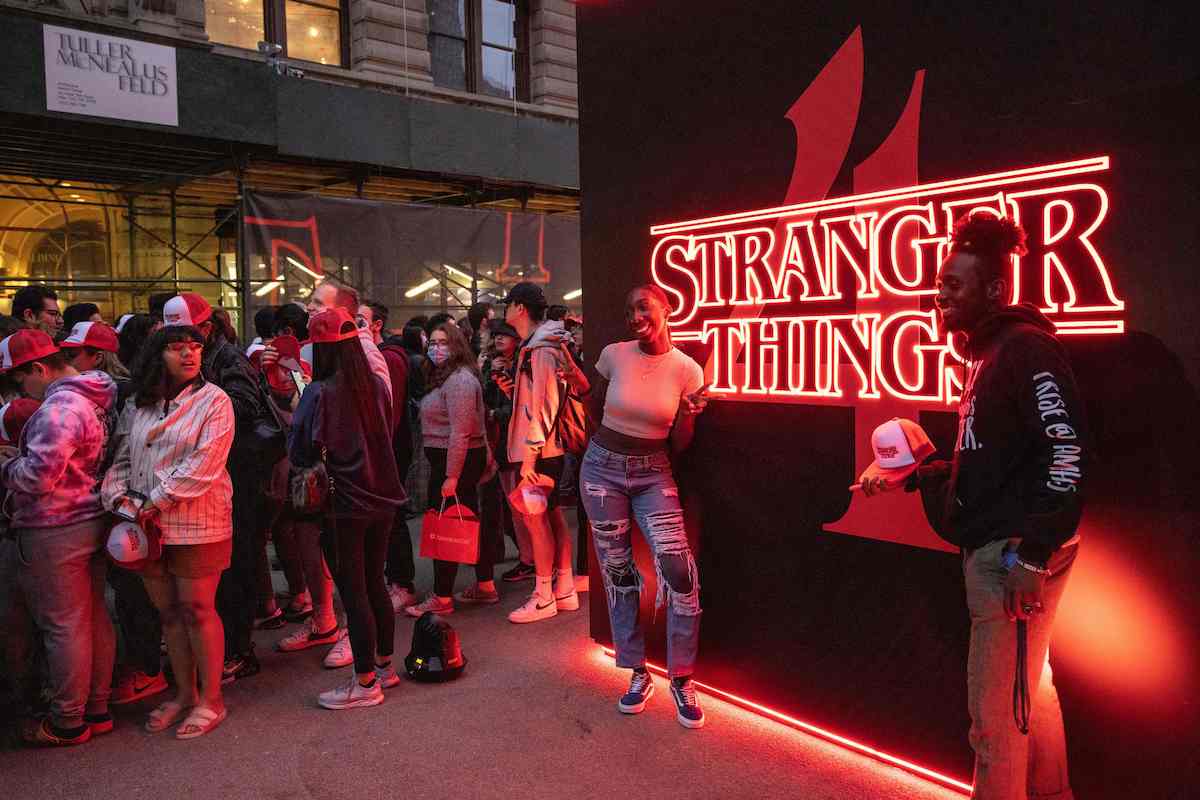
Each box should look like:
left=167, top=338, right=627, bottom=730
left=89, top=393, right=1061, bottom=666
left=862, top=214, right=1084, bottom=800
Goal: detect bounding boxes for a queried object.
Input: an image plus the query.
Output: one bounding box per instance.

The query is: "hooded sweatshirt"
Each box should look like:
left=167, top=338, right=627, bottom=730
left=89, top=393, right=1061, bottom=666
left=1, top=371, right=116, bottom=530
left=911, top=303, right=1088, bottom=565
left=507, top=319, right=567, bottom=464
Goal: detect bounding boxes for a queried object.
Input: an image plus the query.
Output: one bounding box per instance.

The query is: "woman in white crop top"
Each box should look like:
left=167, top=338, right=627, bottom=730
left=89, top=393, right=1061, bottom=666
left=564, top=284, right=711, bottom=729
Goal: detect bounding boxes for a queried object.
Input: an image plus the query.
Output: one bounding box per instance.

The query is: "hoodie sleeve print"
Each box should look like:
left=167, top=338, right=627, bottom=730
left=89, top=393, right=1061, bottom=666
left=1013, top=335, right=1087, bottom=565
left=1, top=402, right=83, bottom=496
left=100, top=401, right=134, bottom=510
left=148, top=391, right=235, bottom=512
left=524, top=346, right=562, bottom=455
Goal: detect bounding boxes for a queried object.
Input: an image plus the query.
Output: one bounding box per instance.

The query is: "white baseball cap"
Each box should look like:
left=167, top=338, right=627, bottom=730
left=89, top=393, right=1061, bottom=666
left=106, top=520, right=155, bottom=568
left=857, top=418, right=936, bottom=486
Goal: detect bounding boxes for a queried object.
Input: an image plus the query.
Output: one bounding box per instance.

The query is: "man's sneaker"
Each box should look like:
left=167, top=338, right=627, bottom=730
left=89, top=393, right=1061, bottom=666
left=404, top=595, right=454, bottom=618
left=110, top=669, right=168, bottom=705
left=317, top=676, right=384, bottom=710
left=388, top=584, right=418, bottom=613
left=507, top=593, right=558, bottom=624
left=84, top=712, right=114, bottom=736
left=284, top=593, right=314, bottom=623
left=618, top=670, right=655, bottom=714
left=669, top=677, right=706, bottom=729
left=375, top=664, right=402, bottom=689
left=277, top=621, right=341, bottom=652
left=21, top=717, right=91, bottom=747
left=455, top=584, right=500, bottom=605
left=501, top=562, right=535, bottom=583
left=221, top=648, right=260, bottom=685
left=323, top=629, right=354, bottom=669
left=555, top=588, right=580, bottom=611
left=255, top=607, right=286, bottom=630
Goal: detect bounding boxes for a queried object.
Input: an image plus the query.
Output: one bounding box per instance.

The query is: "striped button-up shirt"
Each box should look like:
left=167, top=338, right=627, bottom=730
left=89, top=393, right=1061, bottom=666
left=102, top=379, right=235, bottom=545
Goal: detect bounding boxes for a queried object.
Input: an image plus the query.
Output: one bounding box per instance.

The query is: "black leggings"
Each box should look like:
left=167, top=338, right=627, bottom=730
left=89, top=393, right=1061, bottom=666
left=425, top=446, right=491, bottom=597
left=321, top=511, right=395, bottom=674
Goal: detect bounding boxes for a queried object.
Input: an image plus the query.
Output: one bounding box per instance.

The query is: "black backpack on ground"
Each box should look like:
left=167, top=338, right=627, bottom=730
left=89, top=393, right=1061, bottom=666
left=404, top=612, right=466, bottom=682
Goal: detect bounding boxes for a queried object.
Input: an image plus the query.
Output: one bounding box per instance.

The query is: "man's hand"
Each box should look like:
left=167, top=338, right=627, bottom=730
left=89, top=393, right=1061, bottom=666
left=495, top=373, right=514, bottom=398
left=555, top=341, right=588, bottom=394
left=858, top=476, right=896, bottom=496
left=441, top=477, right=458, bottom=498
left=260, top=344, right=279, bottom=370
left=519, top=455, right=539, bottom=484
left=1004, top=562, right=1045, bottom=622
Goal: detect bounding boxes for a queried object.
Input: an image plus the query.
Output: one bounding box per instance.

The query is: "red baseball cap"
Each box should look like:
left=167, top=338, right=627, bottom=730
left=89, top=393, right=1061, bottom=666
left=856, top=418, right=936, bottom=486
left=0, top=329, right=59, bottom=372
left=163, top=292, right=212, bottom=327
left=308, top=308, right=358, bottom=344
left=0, top=397, right=41, bottom=445
left=60, top=321, right=119, bottom=353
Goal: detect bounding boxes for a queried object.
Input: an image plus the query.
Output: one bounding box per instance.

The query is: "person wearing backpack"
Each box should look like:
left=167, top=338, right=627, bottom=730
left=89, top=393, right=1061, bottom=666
left=498, top=282, right=578, bottom=624
left=561, top=284, right=711, bottom=729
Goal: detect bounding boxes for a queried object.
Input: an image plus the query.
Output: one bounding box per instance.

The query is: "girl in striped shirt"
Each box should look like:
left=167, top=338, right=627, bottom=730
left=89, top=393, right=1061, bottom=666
left=102, top=325, right=235, bottom=739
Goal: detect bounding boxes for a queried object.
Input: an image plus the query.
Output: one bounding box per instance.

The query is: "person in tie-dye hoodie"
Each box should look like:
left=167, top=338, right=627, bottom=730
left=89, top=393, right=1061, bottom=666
left=0, top=329, right=117, bottom=746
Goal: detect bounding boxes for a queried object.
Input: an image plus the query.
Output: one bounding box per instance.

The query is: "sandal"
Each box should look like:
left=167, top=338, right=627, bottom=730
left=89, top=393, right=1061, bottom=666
left=145, top=701, right=191, bottom=733
left=175, top=704, right=227, bottom=740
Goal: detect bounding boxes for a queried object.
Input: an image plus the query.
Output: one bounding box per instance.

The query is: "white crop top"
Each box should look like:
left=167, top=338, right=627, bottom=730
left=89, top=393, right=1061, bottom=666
left=595, top=341, right=704, bottom=440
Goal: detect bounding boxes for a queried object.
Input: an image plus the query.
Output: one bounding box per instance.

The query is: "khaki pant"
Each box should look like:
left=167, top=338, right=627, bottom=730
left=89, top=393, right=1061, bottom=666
left=964, top=538, right=1077, bottom=800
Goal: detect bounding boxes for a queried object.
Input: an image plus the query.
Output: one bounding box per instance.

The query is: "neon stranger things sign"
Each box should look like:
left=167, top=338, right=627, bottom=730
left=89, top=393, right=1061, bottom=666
left=650, top=156, right=1124, bottom=404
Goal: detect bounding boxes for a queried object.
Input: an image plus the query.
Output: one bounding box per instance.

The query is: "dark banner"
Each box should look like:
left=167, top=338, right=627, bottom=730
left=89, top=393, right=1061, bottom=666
left=579, top=3, right=1199, bottom=798
left=243, top=192, right=580, bottom=320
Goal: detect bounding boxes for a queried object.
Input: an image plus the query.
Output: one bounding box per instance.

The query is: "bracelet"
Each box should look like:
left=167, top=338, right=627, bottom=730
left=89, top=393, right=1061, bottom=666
left=1015, top=557, right=1051, bottom=576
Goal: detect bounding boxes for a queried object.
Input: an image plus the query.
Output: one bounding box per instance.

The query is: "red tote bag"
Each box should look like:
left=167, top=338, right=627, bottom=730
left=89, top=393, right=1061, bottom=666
left=419, top=499, right=481, bottom=565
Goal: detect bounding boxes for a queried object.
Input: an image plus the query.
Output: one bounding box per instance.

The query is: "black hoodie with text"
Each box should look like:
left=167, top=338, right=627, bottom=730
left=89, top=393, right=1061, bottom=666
left=912, top=303, right=1088, bottom=565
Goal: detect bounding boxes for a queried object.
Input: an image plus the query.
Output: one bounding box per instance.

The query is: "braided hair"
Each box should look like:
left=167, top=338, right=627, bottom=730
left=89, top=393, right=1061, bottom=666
left=949, top=213, right=1028, bottom=284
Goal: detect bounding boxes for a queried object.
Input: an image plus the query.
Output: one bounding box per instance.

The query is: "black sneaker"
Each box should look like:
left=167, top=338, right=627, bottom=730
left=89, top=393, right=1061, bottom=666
left=255, top=607, right=286, bottom=630
left=221, top=648, right=261, bottom=685
left=618, top=670, right=654, bottom=714
left=501, top=562, right=535, bottom=583
left=669, top=677, right=706, bottom=729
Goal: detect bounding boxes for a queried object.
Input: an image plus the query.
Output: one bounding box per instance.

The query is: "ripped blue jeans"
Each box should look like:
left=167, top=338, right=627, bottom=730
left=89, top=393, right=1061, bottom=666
left=580, top=441, right=700, bottom=678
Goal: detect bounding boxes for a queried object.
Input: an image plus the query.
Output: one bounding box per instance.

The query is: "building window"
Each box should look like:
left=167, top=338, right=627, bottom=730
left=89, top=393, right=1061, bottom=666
left=430, top=0, right=529, bottom=101
left=206, top=0, right=348, bottom=68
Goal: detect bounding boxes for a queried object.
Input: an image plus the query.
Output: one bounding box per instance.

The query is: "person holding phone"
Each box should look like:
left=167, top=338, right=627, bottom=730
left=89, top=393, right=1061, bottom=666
left=563, top=284, right=710, bottom=729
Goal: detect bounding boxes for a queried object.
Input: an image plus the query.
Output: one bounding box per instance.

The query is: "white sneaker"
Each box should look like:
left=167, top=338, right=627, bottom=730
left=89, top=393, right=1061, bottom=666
left=508, top=593, right=558, bottom=624
left=322, top=629, right=354, bottom=669
left=388, top=584, right=418, bottom=613
left=404, top=595, right=454, bottom=618
left=555, top=588, right=580, bottom=611
left=317, top=675, right=384, bottom=710
left=375, top=664, right=402, bottom=689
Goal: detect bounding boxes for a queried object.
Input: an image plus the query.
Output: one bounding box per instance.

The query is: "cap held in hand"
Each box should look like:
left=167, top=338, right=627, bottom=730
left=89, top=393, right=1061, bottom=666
left=854, top=418, right=935, bottom=489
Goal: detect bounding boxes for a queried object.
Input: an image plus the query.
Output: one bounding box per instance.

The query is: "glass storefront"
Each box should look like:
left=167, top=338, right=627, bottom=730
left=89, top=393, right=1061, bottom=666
left=0, top=175, right=243, bottom=328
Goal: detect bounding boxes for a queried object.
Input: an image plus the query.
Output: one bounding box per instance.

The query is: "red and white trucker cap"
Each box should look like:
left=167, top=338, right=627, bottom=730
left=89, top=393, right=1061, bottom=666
left=308, top=307, right=358, bottom=344
left=60, top=321, right=119, bottom=353
left=106, top=519, right=162, bottom=569
left=857, top=418, right=936, bottom=486
left=0, top=329, right=59, bottom=372
left=0, top=397, right=41, bottom=445
left=162, top=292, right=213, bottom=327
left=114, top=313, right=134, bottom=333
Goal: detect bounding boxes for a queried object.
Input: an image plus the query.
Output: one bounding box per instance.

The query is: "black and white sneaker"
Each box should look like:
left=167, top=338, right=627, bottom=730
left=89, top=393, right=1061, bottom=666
left=618, top=670, right=654, bottom=714
left=501, top=562, right=535, bottom=583
left=669, top=677, right=706, bottom=729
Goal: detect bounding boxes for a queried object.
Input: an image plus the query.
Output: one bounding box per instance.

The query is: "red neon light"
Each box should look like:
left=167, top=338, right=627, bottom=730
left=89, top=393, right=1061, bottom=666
left=651, top=156, right=1125, bottom=404
left=599, top=646, right=973, bottom=795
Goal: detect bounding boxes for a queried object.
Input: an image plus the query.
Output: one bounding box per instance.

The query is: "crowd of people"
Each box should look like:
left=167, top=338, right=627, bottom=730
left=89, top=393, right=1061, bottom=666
left=0, top=275, right=713, bottom=744
left=0, top=212, right=1080, bottom=800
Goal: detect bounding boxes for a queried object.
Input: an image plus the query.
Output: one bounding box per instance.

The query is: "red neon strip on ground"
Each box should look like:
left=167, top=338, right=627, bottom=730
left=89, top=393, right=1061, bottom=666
left=600, top=646, right=973, bottom=795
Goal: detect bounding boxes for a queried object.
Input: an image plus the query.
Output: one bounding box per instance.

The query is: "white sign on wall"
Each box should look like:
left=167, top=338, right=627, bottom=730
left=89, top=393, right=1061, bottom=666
left=43, top=24, right=179, bottom=127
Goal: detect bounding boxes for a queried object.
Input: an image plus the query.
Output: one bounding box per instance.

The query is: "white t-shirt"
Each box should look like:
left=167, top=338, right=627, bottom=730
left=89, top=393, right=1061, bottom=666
left=595, top=341, right=704, bottom=440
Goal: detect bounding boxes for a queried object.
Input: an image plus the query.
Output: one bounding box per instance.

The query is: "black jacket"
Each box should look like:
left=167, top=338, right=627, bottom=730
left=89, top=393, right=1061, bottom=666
left=912, top=304, right=1088, bottom=565
left=202, top=334, right=265, bottom=471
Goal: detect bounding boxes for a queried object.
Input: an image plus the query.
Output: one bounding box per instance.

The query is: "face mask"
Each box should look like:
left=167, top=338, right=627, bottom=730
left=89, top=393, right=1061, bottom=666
left=428, top=344, right=450, bottom=365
